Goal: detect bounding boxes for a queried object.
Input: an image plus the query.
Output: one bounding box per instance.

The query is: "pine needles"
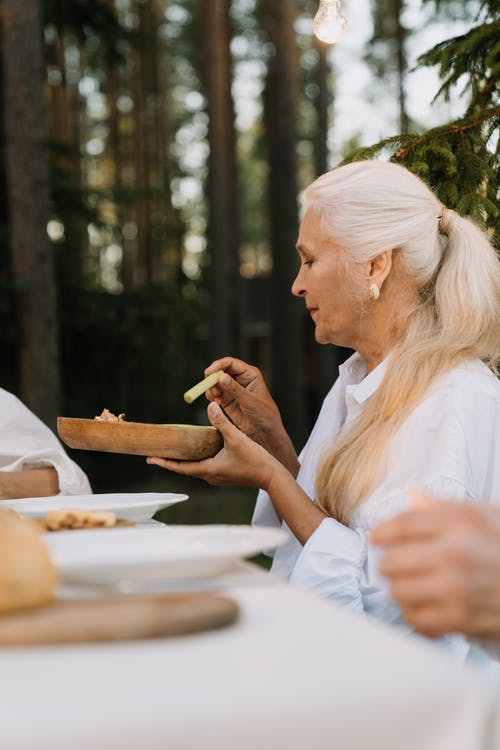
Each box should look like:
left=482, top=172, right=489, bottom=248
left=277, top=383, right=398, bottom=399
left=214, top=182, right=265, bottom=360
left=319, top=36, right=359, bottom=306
left=344, top=2, right=500, bottom=247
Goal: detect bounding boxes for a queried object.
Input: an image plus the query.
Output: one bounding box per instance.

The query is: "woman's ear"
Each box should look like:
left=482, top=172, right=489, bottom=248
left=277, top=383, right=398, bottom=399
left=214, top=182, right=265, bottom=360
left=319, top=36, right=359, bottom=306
left=369, top=249, right=393, bottom=289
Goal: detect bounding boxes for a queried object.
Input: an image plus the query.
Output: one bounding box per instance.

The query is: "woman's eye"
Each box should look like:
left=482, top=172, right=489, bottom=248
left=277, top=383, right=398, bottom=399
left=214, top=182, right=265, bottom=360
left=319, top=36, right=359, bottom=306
left=303, top=259, right=314, bottom=267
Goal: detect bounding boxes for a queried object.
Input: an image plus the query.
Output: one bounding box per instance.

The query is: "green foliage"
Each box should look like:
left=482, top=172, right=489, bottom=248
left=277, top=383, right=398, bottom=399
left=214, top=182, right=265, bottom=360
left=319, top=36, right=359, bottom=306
left=344, top=3, right=500, bottom=247
left=346, top=109, right=499, bottom=244
left=417, top=20, right=499, bottom=110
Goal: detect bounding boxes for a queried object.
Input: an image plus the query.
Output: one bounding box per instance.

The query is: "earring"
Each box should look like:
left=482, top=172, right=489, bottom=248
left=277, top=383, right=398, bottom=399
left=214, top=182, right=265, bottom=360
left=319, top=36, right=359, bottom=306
left=369, top=283, right=380, bottom=301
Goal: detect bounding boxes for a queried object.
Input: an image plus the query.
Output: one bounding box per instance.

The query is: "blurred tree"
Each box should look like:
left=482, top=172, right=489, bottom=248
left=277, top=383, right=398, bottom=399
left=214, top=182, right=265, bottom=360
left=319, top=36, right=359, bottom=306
left=311, top=25, right=342, bottom=402
left=200, top=0, right=242, bottom=358
left=131, top=0, right=179, bottom=286
left=44, top=0, right=132, bottom=288
left=261, top=0, right=307, bottom=447
left=366, top=0, right=410, bottom=134
left=1, top=0, right=61, bottom=428
left=312, top=34, right=330, bottom=176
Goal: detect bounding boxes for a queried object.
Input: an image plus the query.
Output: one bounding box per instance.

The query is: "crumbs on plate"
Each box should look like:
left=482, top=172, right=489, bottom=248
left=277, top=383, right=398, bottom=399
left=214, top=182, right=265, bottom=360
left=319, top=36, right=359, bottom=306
left=33, top=509, right=133, bottom=532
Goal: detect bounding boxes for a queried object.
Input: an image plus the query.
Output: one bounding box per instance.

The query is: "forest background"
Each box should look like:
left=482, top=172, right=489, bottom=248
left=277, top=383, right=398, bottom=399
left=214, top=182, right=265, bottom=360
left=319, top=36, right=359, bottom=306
left=0, top=0, right=498, bottom=525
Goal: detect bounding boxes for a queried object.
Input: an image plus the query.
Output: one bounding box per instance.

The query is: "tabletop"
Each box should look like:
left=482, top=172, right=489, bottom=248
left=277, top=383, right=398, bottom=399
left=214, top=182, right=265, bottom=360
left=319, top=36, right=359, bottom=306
left=0, top=565, right=498, bottom=750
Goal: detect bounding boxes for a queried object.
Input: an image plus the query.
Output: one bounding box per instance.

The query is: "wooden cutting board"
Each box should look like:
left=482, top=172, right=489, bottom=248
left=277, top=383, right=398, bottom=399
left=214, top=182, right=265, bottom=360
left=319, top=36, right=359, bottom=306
left=0, top=592, right=238, bottom=646
left=57, top=418, right=223, bottom=460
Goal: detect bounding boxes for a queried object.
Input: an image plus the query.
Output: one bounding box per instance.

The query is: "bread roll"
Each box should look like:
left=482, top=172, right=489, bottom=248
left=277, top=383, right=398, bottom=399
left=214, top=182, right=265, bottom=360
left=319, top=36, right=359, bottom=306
left=0, top=509, right=58, bottom=613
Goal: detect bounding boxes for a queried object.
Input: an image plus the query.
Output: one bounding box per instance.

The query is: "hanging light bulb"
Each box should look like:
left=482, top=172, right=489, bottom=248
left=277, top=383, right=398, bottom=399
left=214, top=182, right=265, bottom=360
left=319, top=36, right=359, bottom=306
left=313, top=0, right=348, bottom=45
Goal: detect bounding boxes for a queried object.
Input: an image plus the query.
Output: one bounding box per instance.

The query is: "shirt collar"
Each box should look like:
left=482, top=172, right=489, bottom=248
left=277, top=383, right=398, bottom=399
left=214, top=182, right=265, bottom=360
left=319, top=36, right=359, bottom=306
left=340, top=352, right=389, bottom=405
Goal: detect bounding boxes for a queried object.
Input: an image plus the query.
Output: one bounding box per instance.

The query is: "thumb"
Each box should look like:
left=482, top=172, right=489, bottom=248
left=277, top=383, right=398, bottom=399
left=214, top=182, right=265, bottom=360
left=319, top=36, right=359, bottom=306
left=207, top=401, right=239, bottom=437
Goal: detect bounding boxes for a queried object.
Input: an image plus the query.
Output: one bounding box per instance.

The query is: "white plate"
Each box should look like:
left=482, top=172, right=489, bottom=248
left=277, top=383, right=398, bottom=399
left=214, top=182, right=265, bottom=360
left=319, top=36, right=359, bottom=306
left=44, top=524, right=287, bottom=584
left=0, top=493, right=188, bottom=522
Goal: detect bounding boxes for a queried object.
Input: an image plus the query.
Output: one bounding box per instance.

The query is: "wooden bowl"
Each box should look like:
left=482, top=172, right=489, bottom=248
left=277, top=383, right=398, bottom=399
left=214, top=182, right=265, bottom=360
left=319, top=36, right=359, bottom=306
left=57, top=418, right=223, bottom=461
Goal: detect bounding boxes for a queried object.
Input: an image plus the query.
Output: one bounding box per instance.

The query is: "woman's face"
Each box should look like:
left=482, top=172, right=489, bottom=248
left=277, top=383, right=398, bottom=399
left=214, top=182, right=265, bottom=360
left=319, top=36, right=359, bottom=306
left=292, top=208, right=364, bottom=347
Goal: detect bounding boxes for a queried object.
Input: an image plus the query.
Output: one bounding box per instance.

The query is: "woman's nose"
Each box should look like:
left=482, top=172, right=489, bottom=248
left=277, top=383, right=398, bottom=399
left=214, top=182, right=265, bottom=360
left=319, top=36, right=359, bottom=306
left=291, top=267, right=305, bottom=297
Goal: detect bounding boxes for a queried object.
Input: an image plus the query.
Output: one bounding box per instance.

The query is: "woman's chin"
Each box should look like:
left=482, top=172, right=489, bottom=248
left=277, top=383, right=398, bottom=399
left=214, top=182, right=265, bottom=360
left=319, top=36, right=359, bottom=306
left=314, top=328, right=345, bottom=347
left=314, top=329, right=330, bottom=345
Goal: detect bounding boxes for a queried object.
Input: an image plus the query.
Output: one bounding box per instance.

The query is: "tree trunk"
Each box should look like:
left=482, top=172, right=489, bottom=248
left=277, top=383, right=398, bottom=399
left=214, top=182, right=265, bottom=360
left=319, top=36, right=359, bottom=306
left=2, top=0, right=61, bottom=428
left=311, top=34, right=339, bottom=405
left=50, top=31, right=86, bottom=286
left=149, top=0, right=182, bottom=284
left=262, top=0, right=307, bottom=447
left=368, top=0, right=409, bottom=135
left=200, top=0, right=242, bottom=359
left=393, top=0, right=409, bottom=134
left=130, top=0, right=153, bottom=287
left=312, top=36, right=330, bottom=178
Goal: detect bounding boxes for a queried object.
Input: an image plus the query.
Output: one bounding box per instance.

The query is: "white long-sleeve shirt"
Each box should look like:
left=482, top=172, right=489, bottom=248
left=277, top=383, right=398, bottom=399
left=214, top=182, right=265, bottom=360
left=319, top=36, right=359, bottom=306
left=0, top=388, right=91, bottom=496
left=253, top=353, right=500, bottom=670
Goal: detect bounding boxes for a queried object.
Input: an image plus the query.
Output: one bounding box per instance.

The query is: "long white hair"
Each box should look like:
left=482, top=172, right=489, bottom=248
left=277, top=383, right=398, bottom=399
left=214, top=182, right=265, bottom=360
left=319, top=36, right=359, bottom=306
left=305, top=161, right=500, bottom=524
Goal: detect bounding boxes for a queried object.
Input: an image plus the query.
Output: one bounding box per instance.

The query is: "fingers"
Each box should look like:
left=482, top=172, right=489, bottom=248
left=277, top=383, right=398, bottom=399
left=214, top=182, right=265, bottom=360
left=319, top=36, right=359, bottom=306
left=204, top=357, right=259, bottom=388
left=204, top=372, right=234, bottom=405
left=379, top=542, right=437, bottom=577
left=400, top=603, right=461, bottom=638
left=371, top=510, right=439, bottom=545
left=371, top=504, right=461, bottom=545
left=389, top=571, right=459, bottom=608
left=207, top=401, right=240, bottom=438
left=205, top=373, right=258, bottom=418
left=146, top=456, right=208, bottom=476
left=380, top=549, right=471, bottom=636
left=205, top=357, right=248, bottom=377
left=217, top=372, right=250, bottom=406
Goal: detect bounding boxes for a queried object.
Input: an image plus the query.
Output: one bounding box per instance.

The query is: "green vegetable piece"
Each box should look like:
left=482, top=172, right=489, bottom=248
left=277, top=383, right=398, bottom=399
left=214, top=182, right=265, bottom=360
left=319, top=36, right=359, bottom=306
left=183, top=370, right=223, bottom=404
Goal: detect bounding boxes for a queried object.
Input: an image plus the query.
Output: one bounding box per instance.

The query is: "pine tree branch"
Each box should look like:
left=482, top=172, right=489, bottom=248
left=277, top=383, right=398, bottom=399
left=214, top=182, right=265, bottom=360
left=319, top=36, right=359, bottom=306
left=393, top=108, right=499, bottom=159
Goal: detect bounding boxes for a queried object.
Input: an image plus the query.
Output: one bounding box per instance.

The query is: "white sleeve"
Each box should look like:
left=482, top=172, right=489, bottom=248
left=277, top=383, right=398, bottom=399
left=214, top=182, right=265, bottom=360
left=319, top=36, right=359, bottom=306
left=289, top=479, right=484, bottom=667
left=290, top=477, right=470, bottom=618
left=289, top=517, right=366, bottom=612
left=252, top=488, right=280, bottom=529
left=0, top=390, right=91, bottom=495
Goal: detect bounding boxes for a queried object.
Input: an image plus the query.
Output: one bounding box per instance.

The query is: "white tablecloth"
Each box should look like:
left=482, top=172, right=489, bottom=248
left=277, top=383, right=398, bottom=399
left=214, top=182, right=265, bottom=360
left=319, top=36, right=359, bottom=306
left=0, top=572, right=498, bottom=750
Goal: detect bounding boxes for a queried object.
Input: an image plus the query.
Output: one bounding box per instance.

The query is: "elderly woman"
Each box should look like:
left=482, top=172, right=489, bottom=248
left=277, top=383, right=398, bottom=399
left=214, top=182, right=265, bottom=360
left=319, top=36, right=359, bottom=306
left=149, top=161, right=500, bottom=668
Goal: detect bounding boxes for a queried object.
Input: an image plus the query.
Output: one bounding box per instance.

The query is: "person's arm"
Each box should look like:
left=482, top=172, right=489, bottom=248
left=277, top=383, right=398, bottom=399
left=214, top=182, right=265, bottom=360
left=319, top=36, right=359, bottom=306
left=149, top=407, right=463, bottom=625
left=0, top=389, right=91, bottom=495
left=149, top=402, right=321, bottom=538
left=371, top=494, right=500, bottom=640
left=0, top=467, right=59, bottom=500
left=203, top=357, right=300, bottom=477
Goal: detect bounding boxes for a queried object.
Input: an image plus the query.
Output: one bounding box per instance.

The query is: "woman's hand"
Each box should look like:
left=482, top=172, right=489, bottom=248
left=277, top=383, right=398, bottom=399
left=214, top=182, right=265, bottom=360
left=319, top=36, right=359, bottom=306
left=371, top=493, right=500, bottom=640
left=148, top=402, right=325, bottom=544
left=203, top=357, right=299, bottom=476
left=148, top=402, right=279, bottom=490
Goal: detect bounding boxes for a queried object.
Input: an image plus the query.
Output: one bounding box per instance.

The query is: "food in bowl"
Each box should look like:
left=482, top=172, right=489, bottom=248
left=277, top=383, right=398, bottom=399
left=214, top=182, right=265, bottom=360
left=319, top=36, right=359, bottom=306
left=95, top=408, right=126, bottom=423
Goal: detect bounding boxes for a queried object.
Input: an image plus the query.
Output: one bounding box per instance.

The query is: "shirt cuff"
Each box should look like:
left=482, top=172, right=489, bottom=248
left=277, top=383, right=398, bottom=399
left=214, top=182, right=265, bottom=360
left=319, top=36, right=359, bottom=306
left=289, top=517, right=366, bottom=612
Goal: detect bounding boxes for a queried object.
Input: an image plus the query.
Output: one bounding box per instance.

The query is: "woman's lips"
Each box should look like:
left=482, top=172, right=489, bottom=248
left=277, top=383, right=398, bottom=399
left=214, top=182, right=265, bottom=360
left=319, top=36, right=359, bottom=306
left=308, top=307, right=318, bottom=317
